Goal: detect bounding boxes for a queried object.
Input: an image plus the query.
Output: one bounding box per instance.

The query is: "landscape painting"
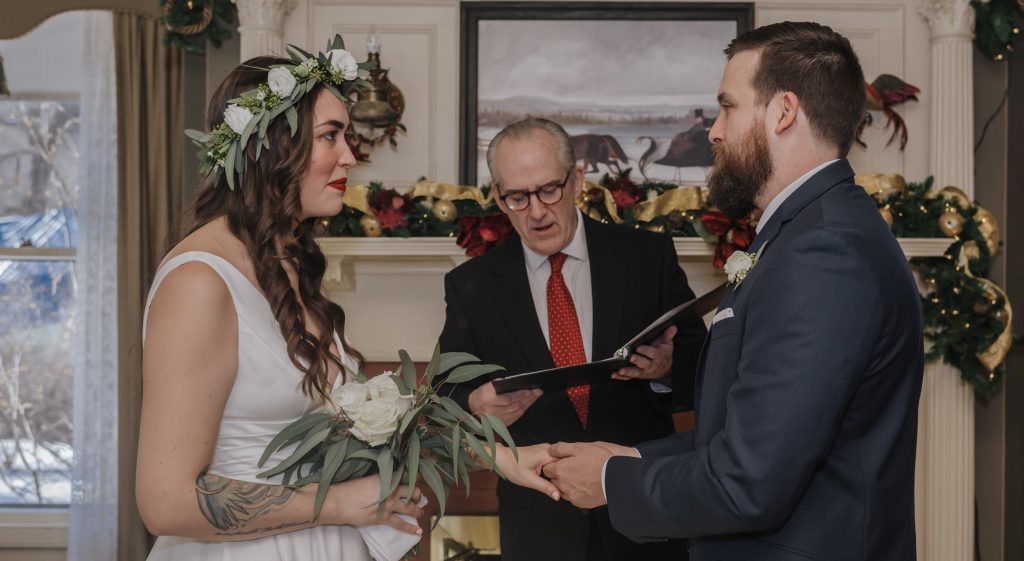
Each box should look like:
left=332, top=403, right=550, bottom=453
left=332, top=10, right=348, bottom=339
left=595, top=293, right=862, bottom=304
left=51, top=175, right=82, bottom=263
left=461, top=4, right=753, bottom=186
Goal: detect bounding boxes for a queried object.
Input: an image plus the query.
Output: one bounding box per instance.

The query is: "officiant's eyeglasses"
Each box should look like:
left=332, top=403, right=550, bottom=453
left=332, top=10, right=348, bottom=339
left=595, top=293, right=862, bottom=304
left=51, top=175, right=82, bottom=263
left=496, top=171, right=572, bottom=212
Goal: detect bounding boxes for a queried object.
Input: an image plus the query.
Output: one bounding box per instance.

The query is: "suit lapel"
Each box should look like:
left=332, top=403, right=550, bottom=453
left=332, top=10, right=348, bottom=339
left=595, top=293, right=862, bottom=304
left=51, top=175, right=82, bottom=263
left=586, top=218, right=627, bottom=360
left=487, top=238, right=555, bottom=373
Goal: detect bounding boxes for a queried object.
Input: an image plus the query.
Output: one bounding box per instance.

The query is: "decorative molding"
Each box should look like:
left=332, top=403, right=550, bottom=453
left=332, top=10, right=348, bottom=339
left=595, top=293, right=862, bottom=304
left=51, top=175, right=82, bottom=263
left=234, top=0, right=297, bottom=59
left=0, top=508, right=68, bottom=549
left=919, top=0, right=975, bottom=40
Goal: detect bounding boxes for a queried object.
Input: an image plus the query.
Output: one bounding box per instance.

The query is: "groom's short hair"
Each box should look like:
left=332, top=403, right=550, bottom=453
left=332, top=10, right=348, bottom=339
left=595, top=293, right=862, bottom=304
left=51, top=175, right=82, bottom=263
left=726, top=21, right=866, bottom=157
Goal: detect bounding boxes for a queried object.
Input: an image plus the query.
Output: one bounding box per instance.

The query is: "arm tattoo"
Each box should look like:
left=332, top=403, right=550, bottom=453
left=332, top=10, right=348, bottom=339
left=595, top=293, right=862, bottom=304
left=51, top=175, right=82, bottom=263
left=195, top=467, right=304, bottom=532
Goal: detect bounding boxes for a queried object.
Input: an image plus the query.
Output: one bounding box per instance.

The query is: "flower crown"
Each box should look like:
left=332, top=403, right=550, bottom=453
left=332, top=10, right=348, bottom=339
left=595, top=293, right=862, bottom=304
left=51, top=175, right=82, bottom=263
left=185, top=34, right=374, bottom=189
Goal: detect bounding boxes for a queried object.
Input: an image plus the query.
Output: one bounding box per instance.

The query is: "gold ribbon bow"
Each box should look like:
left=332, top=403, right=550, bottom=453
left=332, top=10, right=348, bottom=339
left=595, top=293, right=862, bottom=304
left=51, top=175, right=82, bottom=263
left=408, top=180, right=494, bottom=207
left=632, top=186, right=704, bottom=222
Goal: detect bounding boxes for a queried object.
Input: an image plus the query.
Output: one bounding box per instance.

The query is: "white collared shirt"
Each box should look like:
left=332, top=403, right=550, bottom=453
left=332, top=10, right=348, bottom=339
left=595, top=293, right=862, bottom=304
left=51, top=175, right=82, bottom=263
left=522, top=208, right=593, bottom=361
left=756, top=159, right=839, bottom=233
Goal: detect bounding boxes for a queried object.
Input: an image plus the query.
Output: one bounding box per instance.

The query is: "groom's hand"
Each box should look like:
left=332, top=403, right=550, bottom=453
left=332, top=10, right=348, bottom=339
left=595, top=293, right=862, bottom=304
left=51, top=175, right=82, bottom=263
left=543, top=442, right=614, bottom=509
left=468, top=382, right=542, bottom=426
left=612, top=325, right=676, bottom=381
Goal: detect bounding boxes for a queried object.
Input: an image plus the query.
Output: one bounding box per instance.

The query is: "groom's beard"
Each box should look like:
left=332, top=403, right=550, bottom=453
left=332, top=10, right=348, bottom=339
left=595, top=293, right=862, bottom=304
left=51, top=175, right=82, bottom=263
left=707, top=122, right=774, bottom=219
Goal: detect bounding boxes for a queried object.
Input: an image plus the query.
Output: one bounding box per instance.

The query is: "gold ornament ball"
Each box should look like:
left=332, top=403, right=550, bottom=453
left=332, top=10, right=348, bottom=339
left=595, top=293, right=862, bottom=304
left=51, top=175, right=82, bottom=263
left=432, top=200, right=457, bottom=223
left=938, top=211, right=965, bottom=237
left=360, top=215, right=382, bottom=237
left=879, top=206, right=894, bottom=227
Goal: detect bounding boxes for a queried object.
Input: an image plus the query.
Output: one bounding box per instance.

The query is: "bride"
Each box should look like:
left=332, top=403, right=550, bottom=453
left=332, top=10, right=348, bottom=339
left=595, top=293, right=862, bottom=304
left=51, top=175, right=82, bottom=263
left=136, top=41, right=557, bottom=560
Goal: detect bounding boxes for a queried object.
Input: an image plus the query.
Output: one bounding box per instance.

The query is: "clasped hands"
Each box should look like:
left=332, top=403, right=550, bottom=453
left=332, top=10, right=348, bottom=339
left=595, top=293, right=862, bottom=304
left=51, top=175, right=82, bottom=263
left=504, top=441, right=640, bottom=510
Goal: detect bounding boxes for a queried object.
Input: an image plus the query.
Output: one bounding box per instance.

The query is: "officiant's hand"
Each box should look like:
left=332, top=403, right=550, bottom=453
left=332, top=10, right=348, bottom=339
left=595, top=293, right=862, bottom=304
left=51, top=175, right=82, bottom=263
left=468, top=382, right=542, bottom=426
left=543, top=442, right=617, bottom=509
left=611, top=325, right=676, bottom=381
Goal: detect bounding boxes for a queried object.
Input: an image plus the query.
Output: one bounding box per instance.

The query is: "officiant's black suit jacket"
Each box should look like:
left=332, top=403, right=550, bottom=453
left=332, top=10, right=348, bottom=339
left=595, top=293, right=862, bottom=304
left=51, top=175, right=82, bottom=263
left=438, top=215, right=707, bottom=561
left=605, top=160, right=924, bottom=561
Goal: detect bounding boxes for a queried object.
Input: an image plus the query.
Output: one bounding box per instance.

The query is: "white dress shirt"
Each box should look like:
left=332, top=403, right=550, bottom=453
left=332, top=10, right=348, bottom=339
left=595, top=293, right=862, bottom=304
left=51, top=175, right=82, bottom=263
left=522, top=208, right=594, bottom=361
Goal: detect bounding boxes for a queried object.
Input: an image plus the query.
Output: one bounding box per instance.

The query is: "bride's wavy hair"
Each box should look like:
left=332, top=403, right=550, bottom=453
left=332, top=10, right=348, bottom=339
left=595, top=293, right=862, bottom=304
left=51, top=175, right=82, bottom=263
left=183, top=55, right=363, bottom=401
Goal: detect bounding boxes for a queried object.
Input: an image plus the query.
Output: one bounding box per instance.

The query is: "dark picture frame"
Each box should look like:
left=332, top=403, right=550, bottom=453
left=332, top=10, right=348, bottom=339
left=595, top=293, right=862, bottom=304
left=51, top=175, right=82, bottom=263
left=460, top=2, right=754, bottom=185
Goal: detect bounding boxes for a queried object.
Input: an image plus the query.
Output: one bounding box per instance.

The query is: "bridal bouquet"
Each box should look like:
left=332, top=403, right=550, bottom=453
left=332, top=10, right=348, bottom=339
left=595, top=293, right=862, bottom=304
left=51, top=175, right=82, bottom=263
left=257, top=346, right=515, bottom=528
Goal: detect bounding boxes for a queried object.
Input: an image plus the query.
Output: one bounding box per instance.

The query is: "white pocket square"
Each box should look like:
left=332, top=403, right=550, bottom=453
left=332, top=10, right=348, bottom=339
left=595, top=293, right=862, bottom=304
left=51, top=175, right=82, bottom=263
left=712, top=307, right=734, bottom=325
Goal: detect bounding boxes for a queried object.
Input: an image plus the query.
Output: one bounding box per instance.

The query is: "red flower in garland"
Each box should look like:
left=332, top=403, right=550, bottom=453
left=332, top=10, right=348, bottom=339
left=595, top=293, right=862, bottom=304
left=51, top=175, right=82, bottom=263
left=457, top=214, right=513, bottom=257
left=370, top=188, right=411, bottom=231
left=702, top=209, right=756, bottom=269
left=605, top=173, right=642, bottom=209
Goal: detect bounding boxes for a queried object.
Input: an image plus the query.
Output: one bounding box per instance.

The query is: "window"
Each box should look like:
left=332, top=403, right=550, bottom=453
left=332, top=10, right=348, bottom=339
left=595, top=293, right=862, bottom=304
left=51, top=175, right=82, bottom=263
left=0, top=97, right=78, bottom=505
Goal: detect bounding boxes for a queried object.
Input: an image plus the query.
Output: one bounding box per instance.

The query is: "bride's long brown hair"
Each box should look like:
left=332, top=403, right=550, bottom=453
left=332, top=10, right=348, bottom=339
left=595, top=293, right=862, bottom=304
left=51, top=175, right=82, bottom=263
left=183, top=56, right=363, bottom=401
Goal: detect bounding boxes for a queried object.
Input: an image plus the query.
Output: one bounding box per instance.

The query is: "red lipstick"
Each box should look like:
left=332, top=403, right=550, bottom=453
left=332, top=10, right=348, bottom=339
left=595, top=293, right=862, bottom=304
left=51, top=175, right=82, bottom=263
left=328, top=178, right=348, bottom=192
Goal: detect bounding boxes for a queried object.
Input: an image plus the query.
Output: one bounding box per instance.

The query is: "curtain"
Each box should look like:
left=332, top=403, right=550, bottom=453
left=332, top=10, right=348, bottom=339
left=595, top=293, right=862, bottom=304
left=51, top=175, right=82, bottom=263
left=67, top=10, right=118, bottom=561
left=114, top=12, right=184, bottom=560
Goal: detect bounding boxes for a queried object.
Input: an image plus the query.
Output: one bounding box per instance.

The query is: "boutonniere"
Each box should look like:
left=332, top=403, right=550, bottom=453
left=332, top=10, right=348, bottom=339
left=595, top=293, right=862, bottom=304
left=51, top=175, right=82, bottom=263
left=724, top=243, right=766, bottom=286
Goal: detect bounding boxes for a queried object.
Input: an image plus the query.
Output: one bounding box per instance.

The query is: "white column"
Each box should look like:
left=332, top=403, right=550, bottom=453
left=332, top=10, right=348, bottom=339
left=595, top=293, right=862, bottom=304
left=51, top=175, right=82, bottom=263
left=232, top=0, right=293, bottom=61
left=918, top=1, right=975, bottom=560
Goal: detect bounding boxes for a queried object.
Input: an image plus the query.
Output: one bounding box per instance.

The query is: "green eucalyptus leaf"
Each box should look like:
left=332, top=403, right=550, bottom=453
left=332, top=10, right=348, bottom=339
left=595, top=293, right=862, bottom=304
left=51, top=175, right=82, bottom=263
left=258, top=110, right=271, bottom=139
left=323, top=83, right=344, bottom=103
left=314, top=438, right=348, bottom=517
left=450, top=424, right=461, bottom=485
left=424, top=344, right=441, bottom=385
left=258, top=412, right=330, bottom=466
left=376, top=447, right=393, bottom=505
left=257, top=419, right=333, bottom=478
left=436, top=352, right=480, bottom=375
left=407, top=431, right=421, bottom=500
left=285, top=106, right=298, bottom=137
left=418, top=458, right=447, bottom=519
left=399, top=350, right=418, bottom=390
left=445, top=363, right=505, bottom=385
left=184, top=129, right=207, bottom=142
left=287, top=44, right=313, bottom=62
left=463, top=432, right=488, bottom=469
left=224, top=144, right=237, bottom=190
left=457, top=458, right=471, bottom=495
left=484, top=414, right=517, bottom=460
left=480, top=415, right=497, bottom=460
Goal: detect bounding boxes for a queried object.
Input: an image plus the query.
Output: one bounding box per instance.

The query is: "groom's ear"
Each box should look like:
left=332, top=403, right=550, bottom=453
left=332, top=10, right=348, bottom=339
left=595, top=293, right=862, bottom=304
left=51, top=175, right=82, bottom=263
left=773, top=92, right=799, bottom=135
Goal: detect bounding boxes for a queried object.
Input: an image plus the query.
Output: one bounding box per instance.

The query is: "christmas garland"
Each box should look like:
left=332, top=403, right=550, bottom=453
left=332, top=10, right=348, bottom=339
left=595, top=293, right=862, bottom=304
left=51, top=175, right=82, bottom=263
left=326, top=172, right=1012, bottom=398
left=972, top=0, right=1023, bottom=61
left=160, top=0, right=236, bottom=53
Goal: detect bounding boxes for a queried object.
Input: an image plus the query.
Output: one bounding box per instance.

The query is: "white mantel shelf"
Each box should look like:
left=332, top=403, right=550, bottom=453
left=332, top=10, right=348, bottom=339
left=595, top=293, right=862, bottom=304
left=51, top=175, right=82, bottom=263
left=318, top=236, right=953, bottom=261
left=317, top=237, right=950, bottom=262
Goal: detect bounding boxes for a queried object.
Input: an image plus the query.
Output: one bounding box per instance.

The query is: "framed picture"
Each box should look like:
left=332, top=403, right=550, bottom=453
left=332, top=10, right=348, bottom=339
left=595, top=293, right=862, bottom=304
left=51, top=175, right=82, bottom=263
left=460, top=2, right=753, bottom=185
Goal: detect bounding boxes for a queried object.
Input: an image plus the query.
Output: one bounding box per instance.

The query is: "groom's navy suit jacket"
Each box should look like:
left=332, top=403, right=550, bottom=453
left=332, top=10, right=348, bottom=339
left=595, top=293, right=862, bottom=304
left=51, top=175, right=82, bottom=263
left=438, top=216, right=706, bottom=561
left=605, top=160, right=924, bottom=561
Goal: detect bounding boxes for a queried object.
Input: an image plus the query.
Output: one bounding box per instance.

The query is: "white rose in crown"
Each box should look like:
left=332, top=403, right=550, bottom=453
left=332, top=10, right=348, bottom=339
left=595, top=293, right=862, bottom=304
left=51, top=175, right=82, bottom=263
left=326, top=49, right=359, bottom=81
left=223, top=104, right=254, bottom=135
left=349, top=400, right=405, bottom=446
left=724, top=250, right=756, bottom=285
left=329, top=381, right=369, bottom=418
left=267, top=66, right=297, bottom=97
left=366, top=373, right=414, bottom=412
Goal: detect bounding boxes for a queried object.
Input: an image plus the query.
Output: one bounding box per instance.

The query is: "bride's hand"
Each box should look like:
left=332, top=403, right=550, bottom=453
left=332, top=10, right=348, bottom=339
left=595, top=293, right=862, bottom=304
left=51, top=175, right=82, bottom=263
left=323, top=475, right=425, bottom=535
left=495, top=444, right=561, bottom=501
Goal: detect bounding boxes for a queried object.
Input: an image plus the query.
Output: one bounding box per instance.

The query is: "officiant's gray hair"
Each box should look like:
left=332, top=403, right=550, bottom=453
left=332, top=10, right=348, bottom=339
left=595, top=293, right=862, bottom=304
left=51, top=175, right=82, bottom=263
left=486, top=118, right=576, bottom=186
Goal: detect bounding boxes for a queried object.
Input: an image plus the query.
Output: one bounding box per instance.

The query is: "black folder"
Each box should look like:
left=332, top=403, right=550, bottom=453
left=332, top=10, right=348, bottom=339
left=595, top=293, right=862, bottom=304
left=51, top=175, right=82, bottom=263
left=493, top=283, right=728, bottom=393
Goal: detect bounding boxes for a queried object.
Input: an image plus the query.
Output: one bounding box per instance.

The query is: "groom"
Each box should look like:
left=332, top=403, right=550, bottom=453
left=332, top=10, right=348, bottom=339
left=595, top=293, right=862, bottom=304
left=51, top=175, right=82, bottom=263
left=543, top=22, right=924, bottom=561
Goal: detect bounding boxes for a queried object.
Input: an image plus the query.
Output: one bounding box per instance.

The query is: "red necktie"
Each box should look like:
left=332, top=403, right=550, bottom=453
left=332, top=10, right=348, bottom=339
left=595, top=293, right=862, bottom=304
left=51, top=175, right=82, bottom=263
left=547, top=252, right=589, bottom=427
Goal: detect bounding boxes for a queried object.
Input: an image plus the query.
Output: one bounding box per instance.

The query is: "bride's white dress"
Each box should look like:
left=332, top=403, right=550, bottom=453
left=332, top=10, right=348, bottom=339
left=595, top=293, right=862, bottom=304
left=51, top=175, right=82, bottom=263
left=143, top=251, right=373, bottom=561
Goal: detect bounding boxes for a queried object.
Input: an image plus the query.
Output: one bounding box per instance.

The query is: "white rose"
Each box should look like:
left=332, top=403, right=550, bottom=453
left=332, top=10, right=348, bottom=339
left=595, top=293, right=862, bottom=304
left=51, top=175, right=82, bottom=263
left=724, top=251, right=753, bottom=283
left=328, top=381, right=369, bottom=418
left=325, top=48, right=359, bottom=81
left=349, top=400, right=403, bottom=446
left=366, top=373, right=413, bottom=410
left=267, top=67, right=297, bottom=97
left=223, top=104, right=254, bottom=135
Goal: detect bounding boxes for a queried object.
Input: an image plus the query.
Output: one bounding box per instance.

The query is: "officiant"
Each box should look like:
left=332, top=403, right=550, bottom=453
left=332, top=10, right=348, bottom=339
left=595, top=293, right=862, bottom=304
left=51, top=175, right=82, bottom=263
left=438, top=118, right=706, bottom=561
